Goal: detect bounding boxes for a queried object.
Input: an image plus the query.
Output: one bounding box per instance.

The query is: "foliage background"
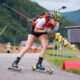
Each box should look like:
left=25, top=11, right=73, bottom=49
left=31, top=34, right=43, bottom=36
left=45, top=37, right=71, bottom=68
left=0, top=0, right=77, bottom=45
left=61, top=9, right=80, bottom=25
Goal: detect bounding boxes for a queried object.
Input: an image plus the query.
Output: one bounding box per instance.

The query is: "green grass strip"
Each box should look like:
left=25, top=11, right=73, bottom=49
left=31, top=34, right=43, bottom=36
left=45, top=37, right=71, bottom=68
left=44, top=55, right=80, bottom=75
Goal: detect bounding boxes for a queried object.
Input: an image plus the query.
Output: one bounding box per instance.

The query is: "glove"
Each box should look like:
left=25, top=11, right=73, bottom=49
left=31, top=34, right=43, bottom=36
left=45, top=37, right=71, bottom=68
left=43, top=29, right=51, bottom=33
left=43, top=29, right=55, bottom=34
left=50, top=29, right=55, bottom=34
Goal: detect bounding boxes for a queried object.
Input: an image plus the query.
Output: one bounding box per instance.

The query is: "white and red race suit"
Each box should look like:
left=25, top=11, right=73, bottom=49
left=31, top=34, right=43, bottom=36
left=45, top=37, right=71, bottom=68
left=33, top=17, right=59, bottom=31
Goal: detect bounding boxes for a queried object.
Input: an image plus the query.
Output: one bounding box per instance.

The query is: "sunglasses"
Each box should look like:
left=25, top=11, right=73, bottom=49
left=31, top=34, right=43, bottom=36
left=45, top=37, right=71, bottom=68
left=53, top=19, right=59, bottom=22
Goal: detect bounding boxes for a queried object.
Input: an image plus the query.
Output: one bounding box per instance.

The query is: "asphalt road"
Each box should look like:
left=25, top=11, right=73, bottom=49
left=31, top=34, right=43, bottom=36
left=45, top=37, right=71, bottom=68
left=0, top=53, right=80, bottom=80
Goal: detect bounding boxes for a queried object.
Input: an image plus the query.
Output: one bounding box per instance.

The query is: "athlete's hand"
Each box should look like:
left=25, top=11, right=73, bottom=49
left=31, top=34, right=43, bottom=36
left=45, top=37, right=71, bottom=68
left=43, top=29, right=51, bottom=33
left=43, top=29, right=55, bottom=34
left=50, top=29, right=55, bottom=34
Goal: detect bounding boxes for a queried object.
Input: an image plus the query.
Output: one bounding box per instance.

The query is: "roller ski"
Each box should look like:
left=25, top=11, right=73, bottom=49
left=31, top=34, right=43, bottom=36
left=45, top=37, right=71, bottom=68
left=8, top=64, right=23, bottom=72
left=8, top=59, right=23, bottom=72
left=32, top=64, right=53, bottom=74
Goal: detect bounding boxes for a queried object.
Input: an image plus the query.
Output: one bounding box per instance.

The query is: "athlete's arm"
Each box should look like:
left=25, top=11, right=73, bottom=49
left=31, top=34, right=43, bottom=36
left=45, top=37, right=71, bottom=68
left=34, top=27, right=44, bottom=33
left=49, top=23, right=59, bottom=37
left=34, top=18, right=46, bottom=33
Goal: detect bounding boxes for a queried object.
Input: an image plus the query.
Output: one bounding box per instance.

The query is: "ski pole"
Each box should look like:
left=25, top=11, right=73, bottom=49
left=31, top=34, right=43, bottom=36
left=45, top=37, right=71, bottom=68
left=0, top=26, right=7, bottom=35
left=50, top=6, right=66, bottom=12
left=2, top=3, right=33, bottom=22
left=58, top=6, right=66, bottom=11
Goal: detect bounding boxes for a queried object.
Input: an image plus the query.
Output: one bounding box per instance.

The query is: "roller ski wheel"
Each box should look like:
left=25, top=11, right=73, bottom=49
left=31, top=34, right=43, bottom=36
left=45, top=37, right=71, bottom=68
left=8, top=64, right=23, bottom=72
left=32, top=65, right=53, bottom=74
left=32, top=65, right=36, bottom=71
left=18, top=66, right=23, bottom=72
left=48, top=69, right=53, bottom=74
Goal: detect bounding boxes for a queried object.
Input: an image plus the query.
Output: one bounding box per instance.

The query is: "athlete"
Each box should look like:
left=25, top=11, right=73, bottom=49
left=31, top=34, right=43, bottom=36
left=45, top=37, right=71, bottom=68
left=12, top=10, right=61, bottom=70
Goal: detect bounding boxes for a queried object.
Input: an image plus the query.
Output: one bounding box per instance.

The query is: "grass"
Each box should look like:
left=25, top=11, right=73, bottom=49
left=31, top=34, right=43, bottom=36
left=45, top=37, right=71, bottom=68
left=46, top=49, right=76, bottom=56
left=44, top=55, right=80, bottom=75
left=67, top=69, right=80, bottom=75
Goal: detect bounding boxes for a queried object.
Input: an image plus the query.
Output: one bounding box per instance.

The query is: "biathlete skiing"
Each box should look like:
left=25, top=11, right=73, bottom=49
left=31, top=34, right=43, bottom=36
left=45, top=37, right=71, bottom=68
left=11, top=10, right=61, bottom=70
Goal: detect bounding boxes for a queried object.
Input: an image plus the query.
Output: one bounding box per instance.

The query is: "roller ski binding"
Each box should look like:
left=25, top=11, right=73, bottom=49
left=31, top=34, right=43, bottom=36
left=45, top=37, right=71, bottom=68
left=8, top=64, right=23, bottom=72
left=32, top=65, right=53, bottom=74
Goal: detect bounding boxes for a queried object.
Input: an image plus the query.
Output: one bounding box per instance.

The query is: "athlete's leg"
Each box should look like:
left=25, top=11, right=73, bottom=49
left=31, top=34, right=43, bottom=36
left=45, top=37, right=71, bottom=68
left=39, top=34, right=48, bottom=58
left=36, top=34, right=48, bottom=70
left=12, top=34, right=36, bottom=67
left=18, top=34, right=36, bottom=58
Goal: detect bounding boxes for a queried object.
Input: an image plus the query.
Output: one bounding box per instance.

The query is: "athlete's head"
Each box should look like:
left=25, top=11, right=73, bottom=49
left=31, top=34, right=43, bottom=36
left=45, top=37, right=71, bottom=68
left=50, top=10, right=61, bottom=26
left=50, top=18, right=58, bottom=26
left=51, top=10, right=61, bottom=21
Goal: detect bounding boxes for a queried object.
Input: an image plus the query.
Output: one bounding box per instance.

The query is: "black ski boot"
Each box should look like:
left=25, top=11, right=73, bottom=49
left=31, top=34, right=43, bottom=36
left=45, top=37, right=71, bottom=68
left=11, top=57, right=20, bottom=68
left=36, top=63, right=45, bottom=70
left=12, top=61, right=18, bottom=68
